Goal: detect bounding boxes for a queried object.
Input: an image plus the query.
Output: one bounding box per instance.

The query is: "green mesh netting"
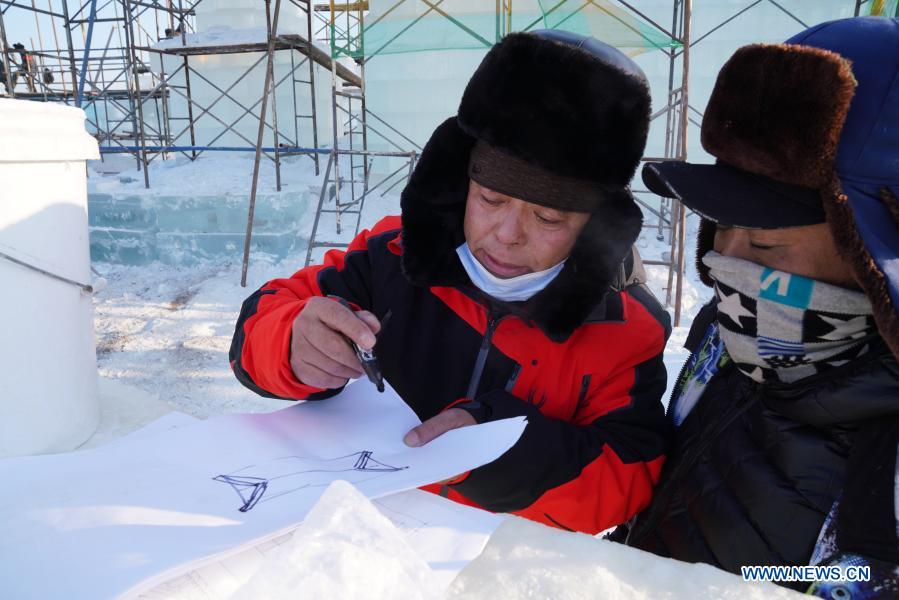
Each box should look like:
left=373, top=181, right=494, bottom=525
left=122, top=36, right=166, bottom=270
left=860, top=0, right=899, bottom=17
left=328, top=0, right=680, bottom=60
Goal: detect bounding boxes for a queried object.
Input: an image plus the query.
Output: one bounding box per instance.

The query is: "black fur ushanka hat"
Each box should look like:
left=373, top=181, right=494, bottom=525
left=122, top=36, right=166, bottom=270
left=399, top=30, right=652, bottom=342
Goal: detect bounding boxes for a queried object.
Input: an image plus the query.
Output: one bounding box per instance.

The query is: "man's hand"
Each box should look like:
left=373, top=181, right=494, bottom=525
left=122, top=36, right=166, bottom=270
left=403, top=408, right=477, bottom=447
left=290, top=296, right=380, bottom=389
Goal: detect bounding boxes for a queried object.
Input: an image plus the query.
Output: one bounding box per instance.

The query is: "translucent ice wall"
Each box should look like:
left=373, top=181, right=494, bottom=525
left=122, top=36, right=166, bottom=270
left=363, top=0, right=501, bottom=178
left=150, top=0, right=334, bottom=151
left=363, top=0, right=856, bottom=176
left=196, top=0, right=309, bottom=32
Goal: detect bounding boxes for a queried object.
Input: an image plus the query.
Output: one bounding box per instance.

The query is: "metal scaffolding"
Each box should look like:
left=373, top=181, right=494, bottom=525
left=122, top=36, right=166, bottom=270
left=3, top=0, right=878, bottom=318
left=0, top=0, right=690, bottom=314
left=240, top=0, right=422, bottom=285
left=0, top=0, right=361, bottom=185
left=301, top=0, right=422, bottom=269
left=1, top=0, right=208, bottom=186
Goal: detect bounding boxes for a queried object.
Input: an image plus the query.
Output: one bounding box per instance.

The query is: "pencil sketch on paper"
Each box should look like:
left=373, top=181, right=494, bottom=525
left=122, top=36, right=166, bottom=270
left=213, top=451, right=409, bottom=512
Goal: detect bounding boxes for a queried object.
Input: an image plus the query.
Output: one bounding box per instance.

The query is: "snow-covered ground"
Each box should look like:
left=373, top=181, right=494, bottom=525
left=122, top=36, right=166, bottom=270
left=89, top=153, right=409, bottom=418
left=89, top=154, right=710, bottom=420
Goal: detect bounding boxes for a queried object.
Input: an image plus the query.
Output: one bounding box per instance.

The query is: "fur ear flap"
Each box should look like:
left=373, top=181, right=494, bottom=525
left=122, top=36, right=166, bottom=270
left=529, top=190, right=643, bottom=341
left=400, top=117, right=473, bottom=287
left=824, top=178, right=899, bottom=362
left=696, top=218, right=716, bottom=288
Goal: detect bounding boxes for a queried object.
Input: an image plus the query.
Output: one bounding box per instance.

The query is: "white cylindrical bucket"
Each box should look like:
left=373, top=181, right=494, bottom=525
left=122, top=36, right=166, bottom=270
left=0, top=99, right=101, bottom=457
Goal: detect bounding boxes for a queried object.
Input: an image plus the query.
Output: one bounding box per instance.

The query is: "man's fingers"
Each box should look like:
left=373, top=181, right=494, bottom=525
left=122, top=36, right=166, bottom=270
left=292, top=357, right=349, bottom=390
left=289, top=298, right=383, bottom=388
left=317, top=300, right=378, bottom=349
left=355, top=310, right=381, bottom=337
left=403, top=409, right=477, bottom=447
left=305, top=318, right=364, bottom=372
left=297, top=330, right=363, bottom=379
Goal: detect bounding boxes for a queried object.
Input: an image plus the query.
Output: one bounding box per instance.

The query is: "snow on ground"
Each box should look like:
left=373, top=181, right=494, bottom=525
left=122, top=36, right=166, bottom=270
left=93, top=256, right=286, bottom=417
left=89, top=154, right=712, bottom=418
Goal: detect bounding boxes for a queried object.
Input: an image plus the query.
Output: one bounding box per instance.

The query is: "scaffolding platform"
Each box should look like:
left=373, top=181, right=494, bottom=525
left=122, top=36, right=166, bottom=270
left=140, top=34, right=361, bottom=87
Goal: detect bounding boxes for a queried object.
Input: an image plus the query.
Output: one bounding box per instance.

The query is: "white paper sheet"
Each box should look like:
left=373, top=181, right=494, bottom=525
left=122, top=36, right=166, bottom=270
left=0, top=382, right=524, bottom=599
left=372, top=490, right=504, bottom=585
left=101, top=412, right=201, bottom=447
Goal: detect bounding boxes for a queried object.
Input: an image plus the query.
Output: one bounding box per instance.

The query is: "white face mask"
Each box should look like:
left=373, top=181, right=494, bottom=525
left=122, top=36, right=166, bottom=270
left=455, top=243, right=566, bottom=302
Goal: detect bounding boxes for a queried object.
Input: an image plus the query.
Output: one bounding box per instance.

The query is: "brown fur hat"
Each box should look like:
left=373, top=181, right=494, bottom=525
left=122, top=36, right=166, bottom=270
left=644, top=17, right=899, bottom=361
left=701, top=43, right=856, bottom=190
left=690, top=43, right=856, bottom=284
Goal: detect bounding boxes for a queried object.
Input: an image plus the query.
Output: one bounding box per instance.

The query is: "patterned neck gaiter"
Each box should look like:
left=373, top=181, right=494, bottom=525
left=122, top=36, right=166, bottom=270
left=702, top=251, right=878, bottom=383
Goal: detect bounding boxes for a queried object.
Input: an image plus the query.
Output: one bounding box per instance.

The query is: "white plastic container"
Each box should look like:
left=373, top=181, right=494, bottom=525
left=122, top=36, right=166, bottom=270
left=0, top=99, right=101, bottom=457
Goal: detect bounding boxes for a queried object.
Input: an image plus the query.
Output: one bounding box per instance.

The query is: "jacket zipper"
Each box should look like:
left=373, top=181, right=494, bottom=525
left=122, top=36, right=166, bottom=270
left=576, top=374, right=592, bottom=412
left=665, top=359, right=691, bottom=418
left=505, top=363, right=522, bottom=392
left=465, top=312, right=501, bottom=400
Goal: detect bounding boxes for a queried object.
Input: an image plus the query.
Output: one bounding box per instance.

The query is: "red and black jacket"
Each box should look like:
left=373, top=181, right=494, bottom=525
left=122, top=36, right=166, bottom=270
left=230, top=222, right=671, bottom=534
left=230, top=117, right=671, bottom=534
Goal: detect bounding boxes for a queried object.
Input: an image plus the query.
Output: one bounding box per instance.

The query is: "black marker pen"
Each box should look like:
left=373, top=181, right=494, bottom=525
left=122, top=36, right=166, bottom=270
left=329, top=295, right=385, bottom=393
left=349, top=339, right=385, bottom=393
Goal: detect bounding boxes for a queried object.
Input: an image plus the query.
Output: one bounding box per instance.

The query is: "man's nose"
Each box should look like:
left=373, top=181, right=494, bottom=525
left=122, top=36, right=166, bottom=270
left=494, top=212, right=526, bottom=245
left=714, top=227, right=751, bottom=259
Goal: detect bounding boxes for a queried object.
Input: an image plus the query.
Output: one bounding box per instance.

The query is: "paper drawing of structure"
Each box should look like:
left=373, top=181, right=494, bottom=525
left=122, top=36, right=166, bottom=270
left=214, top=451, right=409, bottom=512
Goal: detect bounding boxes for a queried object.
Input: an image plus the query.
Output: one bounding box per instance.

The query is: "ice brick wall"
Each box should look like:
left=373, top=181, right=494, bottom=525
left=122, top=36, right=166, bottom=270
left=88, top=184, right=317, bottom=265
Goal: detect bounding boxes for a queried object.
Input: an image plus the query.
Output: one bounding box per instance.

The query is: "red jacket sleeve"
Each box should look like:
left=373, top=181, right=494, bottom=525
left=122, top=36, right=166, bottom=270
left=451, top=289, right=671, bottom=534
left=229, top=216, right=402, bottom=400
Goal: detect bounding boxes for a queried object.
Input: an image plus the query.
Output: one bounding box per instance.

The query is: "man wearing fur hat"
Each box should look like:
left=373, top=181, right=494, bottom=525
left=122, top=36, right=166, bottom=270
left=623, top=17, right=899, bottom=595
left=230, top=30, right=672, bottom=534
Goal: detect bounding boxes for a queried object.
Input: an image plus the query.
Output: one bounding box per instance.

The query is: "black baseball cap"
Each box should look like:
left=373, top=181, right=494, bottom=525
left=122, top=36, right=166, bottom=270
left=640, top=35, right=863, bottom=230
left=642, top=160, right=826, bottom=229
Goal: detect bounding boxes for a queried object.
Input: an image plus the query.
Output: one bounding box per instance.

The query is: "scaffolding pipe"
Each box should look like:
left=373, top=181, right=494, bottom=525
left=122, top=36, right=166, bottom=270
left=673, top=0, right=691, bottom=327
left=264, top=0, right=283, bottom=191
left=46, top=0, right=68, bottom=94
left=178, top=0, right=198, bottom=159
left=0, top=8, right=16, bottom=99
left=123, top=0, right=151, bottom=187
left=305, top=151, right=334, bottom=267
left=99, top=145, right=415, bottom=157
left=241, top=0, right=283, bottom=287
left=329, top=0, right=342, bottom=236
left=306, top=0, right=320, bottom=174
left=75, top=0, right=97, bottom=106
